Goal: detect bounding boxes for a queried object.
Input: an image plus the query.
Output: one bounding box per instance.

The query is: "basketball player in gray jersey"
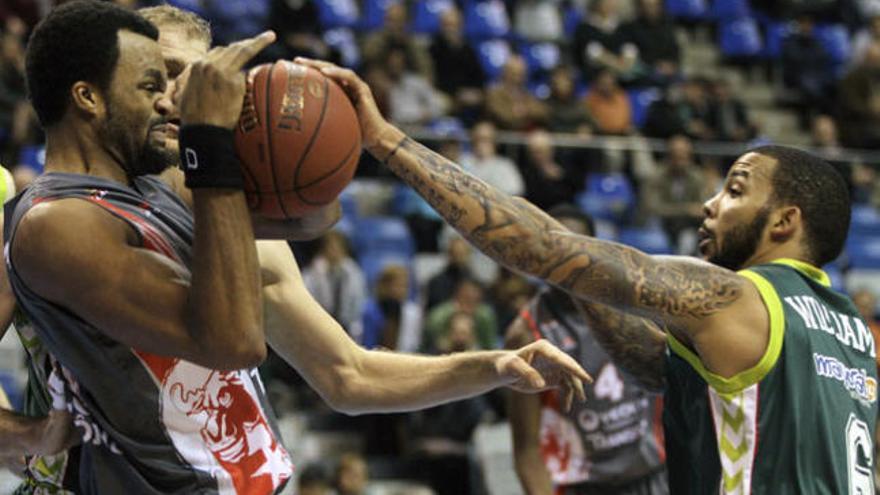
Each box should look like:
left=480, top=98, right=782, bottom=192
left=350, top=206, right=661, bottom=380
left=507, top=205, right=666, bottom=495
left=4, top=3, right=590, bottom=493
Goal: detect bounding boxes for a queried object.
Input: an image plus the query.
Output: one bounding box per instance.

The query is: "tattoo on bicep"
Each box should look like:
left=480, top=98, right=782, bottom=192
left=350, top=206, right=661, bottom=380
left=387, top=137, right=744, bottom=321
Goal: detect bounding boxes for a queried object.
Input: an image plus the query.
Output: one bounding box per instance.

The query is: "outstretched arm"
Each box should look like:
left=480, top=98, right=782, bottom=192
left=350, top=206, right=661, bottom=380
left=258, top=241, right=589, bottom=415
left=573, top=299, right=667, bottom=392
left=295, top=58, right=768, bottom=379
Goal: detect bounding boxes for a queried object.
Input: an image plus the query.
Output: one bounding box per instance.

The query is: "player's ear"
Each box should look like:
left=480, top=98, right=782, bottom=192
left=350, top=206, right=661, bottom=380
left=769, top=205, right=801, bottom=242
left=70, top=81, right=104, bottom=119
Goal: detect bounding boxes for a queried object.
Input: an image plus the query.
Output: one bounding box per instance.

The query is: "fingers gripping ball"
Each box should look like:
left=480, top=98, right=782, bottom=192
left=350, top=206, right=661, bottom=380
left=234, top=60, right=361, bottom=219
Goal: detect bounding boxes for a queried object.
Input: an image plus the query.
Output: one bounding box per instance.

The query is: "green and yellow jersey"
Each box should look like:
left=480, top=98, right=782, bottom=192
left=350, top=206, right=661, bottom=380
left=664, top=259, right=877, bottom=494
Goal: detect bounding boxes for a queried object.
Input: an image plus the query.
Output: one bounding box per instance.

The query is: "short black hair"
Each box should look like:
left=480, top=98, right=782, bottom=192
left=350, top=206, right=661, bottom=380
left=750, top=145, right=850, bottom=266
left=26, top=0, right=159, bottom=126
left=547, top=203, right=596, bottom=237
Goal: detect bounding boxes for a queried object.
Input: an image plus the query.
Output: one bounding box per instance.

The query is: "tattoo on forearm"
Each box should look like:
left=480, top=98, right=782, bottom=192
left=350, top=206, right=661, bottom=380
left=574, top=300, right=667, bottom=392
left=386, top=137, right=744, bottom=322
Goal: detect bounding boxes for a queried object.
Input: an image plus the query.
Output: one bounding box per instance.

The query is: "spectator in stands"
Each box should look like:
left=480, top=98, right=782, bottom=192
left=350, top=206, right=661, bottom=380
left=521, top=130, right=579, bottom=210
left=782, top=15, right=836, bottom=123
left=408, top=312, right=490, bottom=495
left=384, top=44, right=447, bottom=126
left=642, top=83, right=688, bottom=139
left=572, top=0, right=640, bottom=83
left=621, top=0, right=680, bottom=85
left=485, top=55, right=548, bottom=131
left=679, top=77, right=714, bottom=140
left=851, top=161, right=878, bottom=204
left=850, top=13, right=880, bottom=68
left=584, top=69, right=634, bottom=135
left=708, top=79, right=756, bottom=142
left=299, top=463, right=332, bottom=495
left=361, top=264, right=422, bottom=353
left=302, top=231, right=368, bottom=338
left=0, top=17, right=32, bottom=164
left=362, top=3, right=433, bottom=82
left=424, top=277, right=498, bottom=352
left=460, top=121, right=525, bottom=196
left=335, top=453, right=370, bottom=495
left=545, top=65, right=596, bottom=134
left=514, top=0, right=563, bottom=42
left=268, top=0, right=341, bottom=65
left=839, top=41, right=880, bottom=148
left=641, top=135, right=705, bottom=253
left=425, top=236, right=474, bottom=310
left=429, top=6, right=485, bottom=121
left=811, top=114, right=845, bottom=159
left=11, top=164, right=35, bottom=193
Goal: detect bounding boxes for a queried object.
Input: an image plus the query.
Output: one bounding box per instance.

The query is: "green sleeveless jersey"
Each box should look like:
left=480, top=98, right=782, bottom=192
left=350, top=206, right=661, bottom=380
left=664, top=259, right=877, bottom=495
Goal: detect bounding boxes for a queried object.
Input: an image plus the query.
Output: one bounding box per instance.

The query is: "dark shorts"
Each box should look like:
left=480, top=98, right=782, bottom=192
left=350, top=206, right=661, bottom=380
left=562, top=468, right=668, bottom=495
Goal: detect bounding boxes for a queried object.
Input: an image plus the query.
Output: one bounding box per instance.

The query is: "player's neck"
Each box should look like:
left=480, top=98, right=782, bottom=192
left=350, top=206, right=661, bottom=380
left=43, top=125, right=129, bottom=185
left=743, top=241, right=812, bottom=270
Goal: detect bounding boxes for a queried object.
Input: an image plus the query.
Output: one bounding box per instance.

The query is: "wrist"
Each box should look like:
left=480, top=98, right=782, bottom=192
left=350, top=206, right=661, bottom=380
left=20, top=416, right=45, bottom=454
left=179, top=125, right=243, bottom=189
left=365, top=124, right=406, bottom=163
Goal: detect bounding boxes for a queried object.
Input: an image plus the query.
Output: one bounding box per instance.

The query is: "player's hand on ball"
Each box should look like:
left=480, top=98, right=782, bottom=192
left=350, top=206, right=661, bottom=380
left=498, top=339, right=592, bottom=411
left=179, top=31, right=276, bottom=129
left=293, top=57, right=392, bottom=153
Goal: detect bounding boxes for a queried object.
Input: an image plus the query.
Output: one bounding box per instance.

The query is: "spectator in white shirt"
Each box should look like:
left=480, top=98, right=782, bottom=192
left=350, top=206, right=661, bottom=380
left=460, top=121, right=525, bottom=196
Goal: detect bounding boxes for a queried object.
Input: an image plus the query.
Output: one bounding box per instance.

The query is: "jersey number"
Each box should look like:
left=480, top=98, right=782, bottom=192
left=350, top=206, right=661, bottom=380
left=846, top=413, right=874, bottom=495
left=594, top=364, right=625, bottom=402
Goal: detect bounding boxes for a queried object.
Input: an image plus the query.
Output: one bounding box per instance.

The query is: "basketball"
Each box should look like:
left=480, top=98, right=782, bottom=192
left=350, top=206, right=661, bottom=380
left=234, top=60, right=361, bottom=219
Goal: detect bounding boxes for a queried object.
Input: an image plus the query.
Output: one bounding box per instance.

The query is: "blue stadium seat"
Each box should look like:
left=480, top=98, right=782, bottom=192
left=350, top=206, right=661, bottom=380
left=815, top=23, right=850, bottom=74
left=824, top=263, right=845, bottom=292
left=353, top=216, right=415, bottom=257
left=564, top=6, right=585, bottom=37
left=710, top=0, right=751, bottom=19
left=18, top=145, right=45, bottom=173
left=719, top=18, right=763, bottom=58
left=476, top=39, right=512, bottom=81
left=323, top=28, right=361, bottom=67
left=575, top=173, right=636, bottom=223
left=618, top=227, right=673, bottom=255
left=314, top=0, right=360, bottom=29
left=761, top=19, right=793, bottom=59
left=851, top=205, right=880, bottom=236
left=847, top=235, right=880, bottom=269
left=464, top=0, right=510, bottom=40
left=665, top=0, right=709, bottom=20
left=411, top=0, right=455, bottom=34
left=360, top=0, right=399, bottom=32
left=166, top=0, right=206, bottom=16
left=520, top=42, right=561, bottom=78
left=528, top=80, right=551, bottom=99
left=627, top=87, right=662, bottom=129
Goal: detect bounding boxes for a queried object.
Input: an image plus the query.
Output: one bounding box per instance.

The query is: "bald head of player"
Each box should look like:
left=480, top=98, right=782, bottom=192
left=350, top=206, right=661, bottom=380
left=26, top=0, right=173, bottom=179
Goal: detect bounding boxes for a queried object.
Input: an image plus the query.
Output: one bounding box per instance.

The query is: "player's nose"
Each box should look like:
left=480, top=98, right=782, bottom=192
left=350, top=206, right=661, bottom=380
left=155, top=88, right=175, bottom=117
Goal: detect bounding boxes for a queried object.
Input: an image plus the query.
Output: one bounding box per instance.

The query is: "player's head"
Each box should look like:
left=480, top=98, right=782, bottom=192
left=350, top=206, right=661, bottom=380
left=548, top=204, right=595, bottom=237
left=700, top=145, right=850, bottom=271
left=139, top=4, right=211, bottom=159
left=26, top=0, right=172, bottom=177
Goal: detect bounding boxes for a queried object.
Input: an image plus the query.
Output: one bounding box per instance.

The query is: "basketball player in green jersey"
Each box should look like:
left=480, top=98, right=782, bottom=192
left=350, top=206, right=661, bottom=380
left=301, top=57, right=876, bottom=494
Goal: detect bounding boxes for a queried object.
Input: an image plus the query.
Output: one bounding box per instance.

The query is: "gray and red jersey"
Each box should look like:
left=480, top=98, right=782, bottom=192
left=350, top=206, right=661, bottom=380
left=4, top=172, right=293, bottom=494
left=520, top=288, right=666, bottom=489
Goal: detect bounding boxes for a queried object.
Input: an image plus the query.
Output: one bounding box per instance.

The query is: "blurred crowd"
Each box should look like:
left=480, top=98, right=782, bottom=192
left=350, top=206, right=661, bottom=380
left=3, top=0, right=880, bottom=493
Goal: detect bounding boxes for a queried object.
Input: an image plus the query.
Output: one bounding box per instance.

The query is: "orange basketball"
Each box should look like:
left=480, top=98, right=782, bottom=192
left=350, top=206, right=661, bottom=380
left=234, top=60, right=361, bottom=219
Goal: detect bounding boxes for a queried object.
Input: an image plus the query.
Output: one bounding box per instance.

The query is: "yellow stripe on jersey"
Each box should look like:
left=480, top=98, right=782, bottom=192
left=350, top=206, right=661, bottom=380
left=667, top=268, right=785, bottom=395
left=771, top=258, right=831, bottom=287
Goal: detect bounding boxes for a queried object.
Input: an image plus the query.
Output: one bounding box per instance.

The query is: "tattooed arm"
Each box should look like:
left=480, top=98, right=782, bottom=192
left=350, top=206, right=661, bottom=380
left=296, top=58, right=770, bottom=379
left=573, top=300, right=667, bottom=392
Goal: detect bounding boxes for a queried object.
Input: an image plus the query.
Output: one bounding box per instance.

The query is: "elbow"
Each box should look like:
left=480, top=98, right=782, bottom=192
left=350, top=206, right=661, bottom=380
left=322, top=367, right=367, bottom=416
left=197, top=325, right=268, bottom=371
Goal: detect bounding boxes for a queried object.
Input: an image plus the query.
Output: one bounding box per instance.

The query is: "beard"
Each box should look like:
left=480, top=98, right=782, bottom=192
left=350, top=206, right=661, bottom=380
left=99, top=104, right=175, bottom=178
left=708, top=206, right=771, bottom=271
